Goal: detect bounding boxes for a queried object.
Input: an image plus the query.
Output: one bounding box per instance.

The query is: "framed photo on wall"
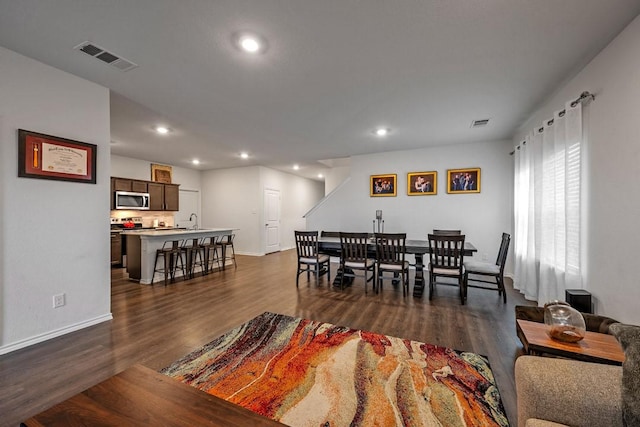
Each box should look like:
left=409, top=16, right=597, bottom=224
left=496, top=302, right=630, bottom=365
left=370, top=174, right=397, bottom=197
left=447, top=168, right=480, bottom=194
left=407, top=171, right=437, bottom=195
left=18, top=129, right=97, bottom=184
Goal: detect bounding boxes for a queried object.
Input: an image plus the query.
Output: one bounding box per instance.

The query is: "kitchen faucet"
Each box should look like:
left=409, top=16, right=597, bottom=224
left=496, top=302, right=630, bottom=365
left=189, top=213, right=198, bottom=230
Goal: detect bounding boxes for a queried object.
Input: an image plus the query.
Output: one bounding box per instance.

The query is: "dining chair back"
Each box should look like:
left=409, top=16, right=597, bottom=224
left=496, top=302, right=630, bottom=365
left=294, top=231, right=331, bottom=287
left=338, top=232, right=375, bottom=292
left=463, top=232, right=510, bottom=303
left=432, top=229, right=462, bottom=235
left=374, top=233, right=410, bottom=295
left=427, top=233, right=466, bottom=304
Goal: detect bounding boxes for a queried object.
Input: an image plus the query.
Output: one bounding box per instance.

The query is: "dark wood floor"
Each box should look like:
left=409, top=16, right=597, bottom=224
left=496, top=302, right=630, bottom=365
left=0, top=250, right=533, bottom=426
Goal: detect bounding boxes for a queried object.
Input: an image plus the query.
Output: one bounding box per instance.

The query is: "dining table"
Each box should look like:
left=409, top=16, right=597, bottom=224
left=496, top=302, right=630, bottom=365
left=318, top=236, right=477, bottom=297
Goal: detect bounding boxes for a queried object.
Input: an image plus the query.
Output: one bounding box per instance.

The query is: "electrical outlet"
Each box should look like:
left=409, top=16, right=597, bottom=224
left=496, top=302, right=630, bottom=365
left=53, top=293, right=65, bottom=308
left=482, top=253, right=488, bottom=261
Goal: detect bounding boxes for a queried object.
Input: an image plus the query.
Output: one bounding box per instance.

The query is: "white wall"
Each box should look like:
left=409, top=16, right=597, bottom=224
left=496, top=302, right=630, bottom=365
left=325, top=166, right=350, bottom=196
left=513, top=14, right=640, bottom=324
left=111, top=155, right=201, bottom=191
left=201, top=166, right=324, bottom=255
left=307, top=140, right=514, bottom=268
left=260, top=167, right=325, bottom=251
left=201, top=166, right=263, bottom=255
left=0, top=47, right=112, bottom=354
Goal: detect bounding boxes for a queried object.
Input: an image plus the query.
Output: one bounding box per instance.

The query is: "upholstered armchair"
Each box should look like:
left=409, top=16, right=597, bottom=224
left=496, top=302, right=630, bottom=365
left=515, top=323, right=640, bottom=427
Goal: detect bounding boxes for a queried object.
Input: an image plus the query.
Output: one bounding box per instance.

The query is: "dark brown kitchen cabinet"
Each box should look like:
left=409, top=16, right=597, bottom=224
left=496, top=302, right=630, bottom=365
left=110, top=232, right=122, bottom=265
left=147, top=182, right=179, bottom=211
left=131, top=180, right=148, bottom=192
left=111, top=177, right=179, bottom=211
left=112, top=177, right=147, bottom=193
left=164, top=184, right=179, bottom=211
left=148, top=182, right=164, bottom=210
left=110, top=178, right=116, bottom=210
left=113, top=178, right=132, bottom=192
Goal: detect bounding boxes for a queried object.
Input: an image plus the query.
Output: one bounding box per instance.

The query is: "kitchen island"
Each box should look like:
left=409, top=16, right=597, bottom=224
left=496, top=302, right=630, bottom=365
left=122, top=228, right=235, bottom=284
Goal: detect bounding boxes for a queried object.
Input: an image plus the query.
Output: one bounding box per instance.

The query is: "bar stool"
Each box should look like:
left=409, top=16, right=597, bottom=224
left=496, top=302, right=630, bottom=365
left=199, top=235, right=221, bottom=275
left=181, top=238, right=205, bottom=279
left=151, top=239, right=185, bottom=286
left=215, top=233, right=237, bottom=270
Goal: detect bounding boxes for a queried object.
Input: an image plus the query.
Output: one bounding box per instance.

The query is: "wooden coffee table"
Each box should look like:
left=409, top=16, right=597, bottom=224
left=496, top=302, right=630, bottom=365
left=517, top=319, right=625, bottom=365
left=24, top=364, right=285, bottom=426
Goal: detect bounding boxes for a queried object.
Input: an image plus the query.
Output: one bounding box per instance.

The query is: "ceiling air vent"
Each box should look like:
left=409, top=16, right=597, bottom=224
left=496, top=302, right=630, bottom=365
left=73, top=41, right=138, bottom=72
left=471, top=119, right=490, bottom=128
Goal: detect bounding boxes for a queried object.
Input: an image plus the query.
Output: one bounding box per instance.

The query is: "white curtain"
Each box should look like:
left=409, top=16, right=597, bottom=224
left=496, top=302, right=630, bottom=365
left=513, top=102, right=582, bottom=304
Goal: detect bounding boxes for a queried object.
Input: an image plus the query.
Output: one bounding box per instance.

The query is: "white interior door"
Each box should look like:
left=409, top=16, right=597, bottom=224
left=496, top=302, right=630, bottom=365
left=177, top=189, right=199, bottom=229
left=264, top=188, right=280, bottom=254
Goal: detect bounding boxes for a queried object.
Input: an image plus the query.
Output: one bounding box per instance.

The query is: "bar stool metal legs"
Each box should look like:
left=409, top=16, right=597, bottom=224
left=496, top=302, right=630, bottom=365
left=215, top=234, right=237, bottom=270
left=200, top=236, right=220, bottom=275
left=181, top=238, right=205, bottom=279
left=151, top=239, right=185, bottom=286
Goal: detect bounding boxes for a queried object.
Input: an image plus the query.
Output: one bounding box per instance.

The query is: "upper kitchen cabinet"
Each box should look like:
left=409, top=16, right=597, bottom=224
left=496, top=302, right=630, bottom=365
left=148, top=182, right=179, bottom=211
left=164, top=184, right=179, bottom=211
left=112, top=177, right=148, bottom=193
left=112, top=177, right=179, bottom=211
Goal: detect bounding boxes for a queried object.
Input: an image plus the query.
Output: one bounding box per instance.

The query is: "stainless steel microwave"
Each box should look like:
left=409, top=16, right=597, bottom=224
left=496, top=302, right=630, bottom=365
left=114, top=191, right=150, bottom=210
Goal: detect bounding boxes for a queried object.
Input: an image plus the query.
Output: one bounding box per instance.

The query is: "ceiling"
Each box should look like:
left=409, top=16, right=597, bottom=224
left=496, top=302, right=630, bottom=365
left=1, top=1, right=639, bottom=181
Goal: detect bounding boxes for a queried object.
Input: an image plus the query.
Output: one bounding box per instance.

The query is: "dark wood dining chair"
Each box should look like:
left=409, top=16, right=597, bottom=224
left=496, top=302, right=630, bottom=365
left=374, top=233, right=410, bottom=295
left=433, top=229, right=462, bottom=235
left=338, top=232, right=376, bottom=292
left=294, top=231, right=331, bottom=287
left=427, top=233, right=466, bottom=304
left=463, top=232, right=510, bottom=303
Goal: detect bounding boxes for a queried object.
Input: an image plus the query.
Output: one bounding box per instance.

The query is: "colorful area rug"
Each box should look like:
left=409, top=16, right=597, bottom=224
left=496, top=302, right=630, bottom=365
left=161, top=312, right=509, bottom=426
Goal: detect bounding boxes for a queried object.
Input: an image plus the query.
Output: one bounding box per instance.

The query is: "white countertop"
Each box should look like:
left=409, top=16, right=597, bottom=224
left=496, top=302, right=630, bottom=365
left=121, top=228, right=234, bottom=238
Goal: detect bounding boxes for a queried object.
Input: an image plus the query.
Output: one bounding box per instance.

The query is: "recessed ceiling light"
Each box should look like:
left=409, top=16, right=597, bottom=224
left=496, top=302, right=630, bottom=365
left=318, top=174, right=324, bottom=179
left=374, top=127, right=390, bottom=137
left=155, top=126, right=169, bottom=135
left=237, top=33, right=265, bottom=54
left=293, top=164, right=300, bottom=170
left=240, top=152, right=249, bottom=159
left=192, top=159, right=200, bottom=165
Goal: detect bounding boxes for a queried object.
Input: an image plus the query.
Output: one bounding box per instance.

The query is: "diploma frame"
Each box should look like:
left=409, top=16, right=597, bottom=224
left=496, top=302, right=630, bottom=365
left=18, top=129, right=97, bottom=184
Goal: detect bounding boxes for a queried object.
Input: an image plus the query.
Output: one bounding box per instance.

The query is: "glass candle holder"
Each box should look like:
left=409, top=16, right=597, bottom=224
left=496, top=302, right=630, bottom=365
left=543, top=301, right=586, bottom=343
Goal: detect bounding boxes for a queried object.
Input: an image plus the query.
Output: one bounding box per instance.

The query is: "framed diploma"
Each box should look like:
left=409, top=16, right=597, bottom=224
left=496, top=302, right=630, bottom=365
left=18, top=129, right=97, bottom=184
left=151, top=163, right=173, bottom=183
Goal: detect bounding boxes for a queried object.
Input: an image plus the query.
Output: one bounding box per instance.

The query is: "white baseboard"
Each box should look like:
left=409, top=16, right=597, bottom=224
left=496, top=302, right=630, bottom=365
left=236, top=251, right=264, bottom=256
left=0, top=313, right=113, bottom=355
